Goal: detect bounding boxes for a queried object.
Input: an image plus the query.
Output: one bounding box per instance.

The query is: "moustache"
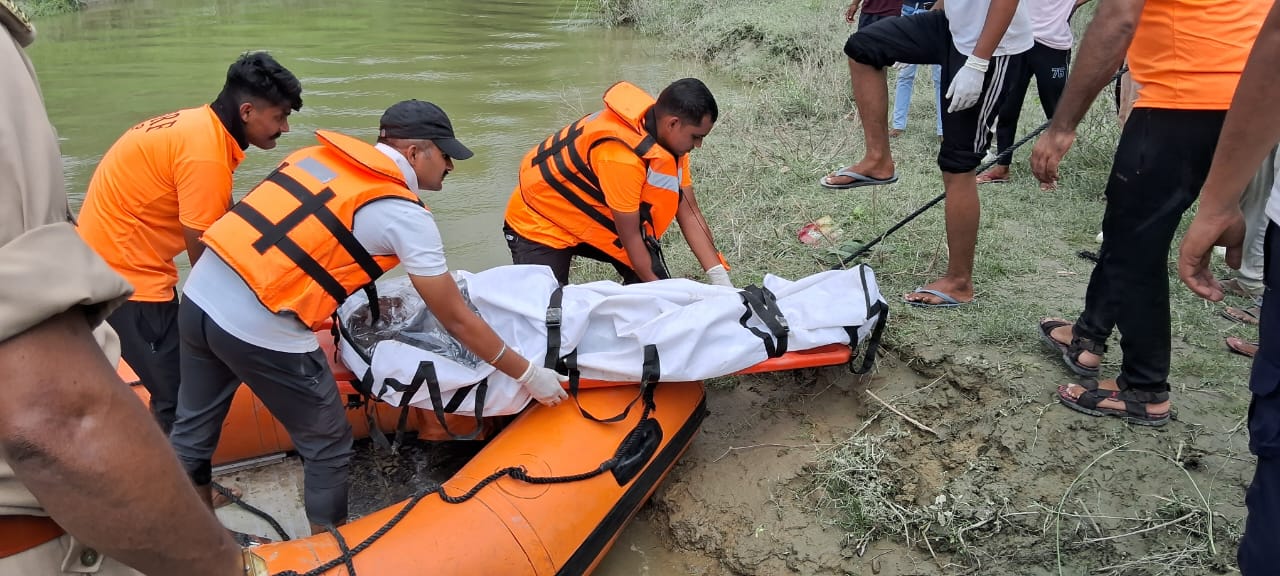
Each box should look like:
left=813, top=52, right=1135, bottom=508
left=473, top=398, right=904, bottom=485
left=270, top=132, right=282, bottom=140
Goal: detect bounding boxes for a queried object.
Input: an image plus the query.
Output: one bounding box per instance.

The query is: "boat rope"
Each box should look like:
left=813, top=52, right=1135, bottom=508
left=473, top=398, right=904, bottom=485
left=272, top=401, right=657, bottom=576
left=212, top=481, right=291, bottom=542
left=830, top=68, right=1127, bottom=270
left=325, top=524, right=355, bottom=576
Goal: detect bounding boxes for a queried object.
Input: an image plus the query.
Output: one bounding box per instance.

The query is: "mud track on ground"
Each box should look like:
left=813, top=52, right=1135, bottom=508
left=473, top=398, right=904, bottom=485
left=635, top=341, right=1250, bottom=575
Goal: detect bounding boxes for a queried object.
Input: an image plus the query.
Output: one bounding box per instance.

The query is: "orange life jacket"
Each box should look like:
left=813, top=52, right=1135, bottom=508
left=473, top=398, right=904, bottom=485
left=510, top=81, right=684, bottom=268
left=202, top=130, right=424, bottom=330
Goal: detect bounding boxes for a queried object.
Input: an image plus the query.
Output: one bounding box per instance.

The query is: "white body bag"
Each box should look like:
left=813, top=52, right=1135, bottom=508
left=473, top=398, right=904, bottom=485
left=336, top=265, right=887, bottom=423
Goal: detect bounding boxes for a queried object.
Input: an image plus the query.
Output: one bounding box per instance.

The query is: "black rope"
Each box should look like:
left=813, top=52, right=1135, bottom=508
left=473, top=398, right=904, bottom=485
left=830, top=120, right=1051, bottom=269
left=271, top=401, right=658, bottom=576
left=831, top=69, right=1126, bottom=270
left=327, top=524, right=356, bottom=576
left=212, top=481, right=291, bottom=542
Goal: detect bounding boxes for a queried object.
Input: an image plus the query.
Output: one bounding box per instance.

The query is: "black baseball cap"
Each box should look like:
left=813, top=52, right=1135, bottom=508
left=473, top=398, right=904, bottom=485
left=378, top=100, right=473, bottom=160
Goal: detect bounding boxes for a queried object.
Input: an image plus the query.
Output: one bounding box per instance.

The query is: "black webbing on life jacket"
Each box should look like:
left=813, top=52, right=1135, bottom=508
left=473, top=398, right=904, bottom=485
left=638, top=202, right=671, bottom=280
left=562, top=345, right=660, bottom=424
left=524, top=113, right=667, bottom=254
left=528, top=120, right=618, bottom=236
left=737, top=285, right=790, bottom=358
left=544, top=286, right=564, bottom=369
left=230, top=166, right=383, bottom=304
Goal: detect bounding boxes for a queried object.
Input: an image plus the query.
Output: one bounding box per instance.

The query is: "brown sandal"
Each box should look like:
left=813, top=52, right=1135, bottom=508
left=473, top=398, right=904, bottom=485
left=1221, top=305, right=1261, bottom=326
left=1038, top=318, right=1103, bottom=378
left=1227, top=337, right=1259, bottom=358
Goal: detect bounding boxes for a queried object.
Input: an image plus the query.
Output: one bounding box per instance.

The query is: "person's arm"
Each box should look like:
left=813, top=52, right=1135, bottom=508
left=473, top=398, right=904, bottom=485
left=845, top=0, right=862, bottom=23
left=1178, top=1, right=1280, bottom=301
left=183, top=225, right=206, bottom=265
left=176, top=159, right=233, bottom=265
left=970, top=0, right=1021, bottom=61
left=368, top=203, right=566, bottom=404
left=409, top=273, right=567, bottom=405
left=944, top=0, right=1021, bottom=112
left=612, top=210, right=661, bottom=282
left=0, top=311, right=244, bottom=575
left=595, top=141, right=661, bottom=282
left=1030, top=0, right=1145, bottom=183
left=675, top=186, right=731, bottom=286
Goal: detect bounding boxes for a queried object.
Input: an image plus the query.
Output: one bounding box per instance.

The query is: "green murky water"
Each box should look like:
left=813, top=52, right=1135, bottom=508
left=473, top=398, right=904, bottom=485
left=27, top=0, right=714, bottom=572
left=30, top=0, right=702, bottom=273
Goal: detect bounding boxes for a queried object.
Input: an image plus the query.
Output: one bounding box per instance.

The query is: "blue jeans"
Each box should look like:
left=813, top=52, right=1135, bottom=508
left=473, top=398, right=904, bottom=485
left=891, top=3, right=943, bottom=135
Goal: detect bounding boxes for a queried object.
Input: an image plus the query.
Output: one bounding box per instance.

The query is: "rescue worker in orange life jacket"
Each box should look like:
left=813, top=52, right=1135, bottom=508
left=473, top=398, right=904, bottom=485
left=503, top=78, right=734, bottom=287
left=168, top=100, right=569, bottom=536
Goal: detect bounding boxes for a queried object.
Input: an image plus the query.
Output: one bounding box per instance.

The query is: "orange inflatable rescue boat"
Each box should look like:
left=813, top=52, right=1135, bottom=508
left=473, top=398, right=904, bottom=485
left=124, top=323, right=856, bottom=575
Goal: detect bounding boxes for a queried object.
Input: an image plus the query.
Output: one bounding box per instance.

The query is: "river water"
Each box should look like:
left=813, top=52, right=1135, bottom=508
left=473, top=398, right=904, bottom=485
left=27, top=0, right=713, bottom=573
left=32, top=0, right=706, bottom=273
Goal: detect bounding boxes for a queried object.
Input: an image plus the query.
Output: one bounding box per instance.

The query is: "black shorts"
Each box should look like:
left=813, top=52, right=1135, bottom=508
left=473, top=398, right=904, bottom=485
left=844, top=10, right=1026, bottom=173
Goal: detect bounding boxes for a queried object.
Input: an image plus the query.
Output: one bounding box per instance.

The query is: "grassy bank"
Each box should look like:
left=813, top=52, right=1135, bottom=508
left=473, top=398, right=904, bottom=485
left=596, top=1, right=1256, bottom=574
left=15, top=0, right=81, bottom=17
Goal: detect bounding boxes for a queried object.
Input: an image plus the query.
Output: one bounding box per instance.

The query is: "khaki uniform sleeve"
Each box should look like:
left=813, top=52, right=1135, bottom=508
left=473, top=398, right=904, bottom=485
left=0, top=17, right=133, bottom=518
left=0, top=224, right=133, bottom=343
left=0, top=32, right=132, bottom=345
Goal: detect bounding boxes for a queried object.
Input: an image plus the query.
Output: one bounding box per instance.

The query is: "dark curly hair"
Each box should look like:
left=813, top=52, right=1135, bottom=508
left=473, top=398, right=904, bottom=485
left=219, top=51, right=303, bottom=112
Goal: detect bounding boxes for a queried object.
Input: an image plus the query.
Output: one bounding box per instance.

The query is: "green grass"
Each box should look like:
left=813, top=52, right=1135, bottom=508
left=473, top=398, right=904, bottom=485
left=581, top=0, right=1250, bottom=392
left=590, top=0, right=1256, bottom=572
left=15, top=0, right=81, bottom=17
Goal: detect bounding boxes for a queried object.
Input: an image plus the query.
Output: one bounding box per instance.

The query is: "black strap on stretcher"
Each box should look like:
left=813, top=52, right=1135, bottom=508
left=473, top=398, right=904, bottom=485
left=562, top=345, right=660, bottom=424
left=737, top=285, right=790, bottom=358
left=844, top=264, right=888, bottom=375
left=544, top=286, right=661, bottom=423
left=544, top=286, right=565, bottom=370
left=376, top=361, right=487, bottom=442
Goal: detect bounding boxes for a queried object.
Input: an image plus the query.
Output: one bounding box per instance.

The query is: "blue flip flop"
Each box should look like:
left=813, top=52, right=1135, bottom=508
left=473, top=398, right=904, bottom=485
left=820, top=169, right=899, bottom=190
left=904, top=287, right=968, bottom=308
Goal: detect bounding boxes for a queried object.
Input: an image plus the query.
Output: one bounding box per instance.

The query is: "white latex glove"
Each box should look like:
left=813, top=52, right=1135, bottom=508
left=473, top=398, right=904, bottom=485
left=945, top=55, right=988, bottom=113
left=705, top=264, right=734, bottom=288
left=517, top=361, right=569, bottom=406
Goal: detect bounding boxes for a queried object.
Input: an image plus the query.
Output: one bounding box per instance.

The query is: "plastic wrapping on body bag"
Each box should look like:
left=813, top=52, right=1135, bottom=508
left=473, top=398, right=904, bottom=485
left=337, top=264, right=887, bottom=417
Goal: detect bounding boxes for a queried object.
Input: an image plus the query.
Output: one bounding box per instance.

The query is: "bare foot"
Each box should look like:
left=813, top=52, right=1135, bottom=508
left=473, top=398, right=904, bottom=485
left=976, top=166, right=1010, bottom=184
left=822, top=159, right=896, bottom=187
left=889, top=128, right=905, bottom=138
left=902, top=277, right=973, bottom=305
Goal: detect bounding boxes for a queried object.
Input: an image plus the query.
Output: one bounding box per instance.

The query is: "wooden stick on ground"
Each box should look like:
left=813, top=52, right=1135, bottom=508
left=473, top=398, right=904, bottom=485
left=865, top=389, right=940, bottom=437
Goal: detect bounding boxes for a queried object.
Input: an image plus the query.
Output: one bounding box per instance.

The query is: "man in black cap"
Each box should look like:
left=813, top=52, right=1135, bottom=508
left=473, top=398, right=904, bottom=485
left=169, top=100, right=568, bottom=535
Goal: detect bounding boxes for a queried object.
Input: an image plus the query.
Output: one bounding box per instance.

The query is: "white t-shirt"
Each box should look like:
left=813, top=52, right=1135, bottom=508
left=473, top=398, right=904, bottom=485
left=1028, top=0, right=1076, bottom=50
left=945, top=0, right=1035, bottom=57
left=184, top=143, right=449, bottom=353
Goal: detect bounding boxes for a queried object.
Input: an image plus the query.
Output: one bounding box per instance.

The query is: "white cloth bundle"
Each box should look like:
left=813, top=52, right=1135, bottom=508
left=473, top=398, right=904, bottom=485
left=337, top=264, right=887, bottom=417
